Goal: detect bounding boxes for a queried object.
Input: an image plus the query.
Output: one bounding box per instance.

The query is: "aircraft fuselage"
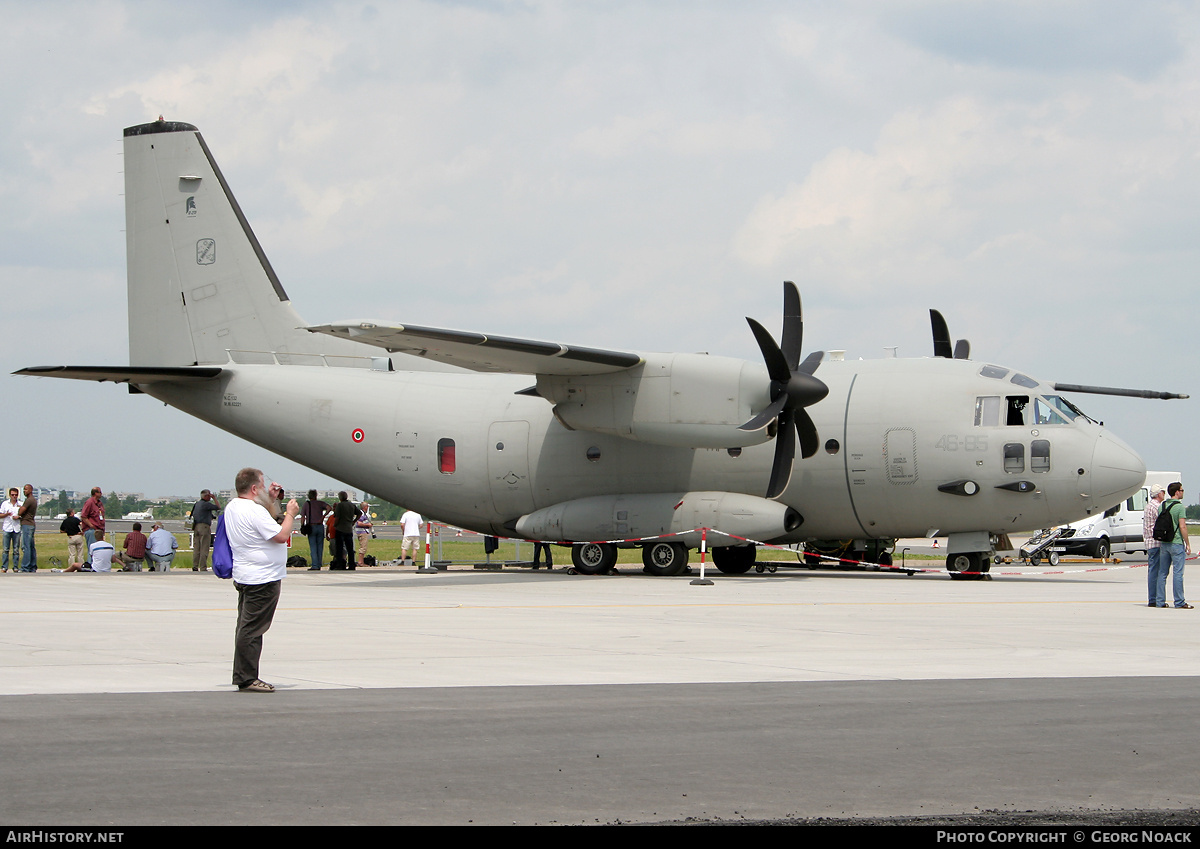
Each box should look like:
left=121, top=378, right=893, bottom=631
left=146, top=354, right=1144, bottom=544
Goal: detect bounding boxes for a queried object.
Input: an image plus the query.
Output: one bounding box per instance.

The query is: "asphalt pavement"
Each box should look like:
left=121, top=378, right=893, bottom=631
left=1, top=553, right=1197, bottom=825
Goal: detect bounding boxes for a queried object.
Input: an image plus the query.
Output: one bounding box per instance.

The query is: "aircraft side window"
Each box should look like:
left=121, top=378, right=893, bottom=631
left=974, top=396, right=1000, bottom=427
left=438, top=438, right=456, bottom=474
left=1010, top=373, right=1039, bottom=389
left=979, top=365, right=1008, bottom=380
left=1003, top=442, right=1025, bottom=473
left=1005, top=396, right=1028, bottom=426
left=1031, top=439, right=1050, bottom=473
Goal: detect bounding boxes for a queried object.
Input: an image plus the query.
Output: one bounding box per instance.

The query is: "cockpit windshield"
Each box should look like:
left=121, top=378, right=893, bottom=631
left=1033, top=398, right=1068, bottom=425
left=1041, top=394, right=1092, bottom=423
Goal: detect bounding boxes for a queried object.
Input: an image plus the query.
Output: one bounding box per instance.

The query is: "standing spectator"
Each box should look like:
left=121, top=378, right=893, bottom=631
left=301, top=490, right=330, bottom=571
left=1, top=487, right=20, bottom=572
left=354, top=502, right=373, bottom=567
left=331, top=492, right=358, bottom=570
left=190, top=489, right=221, bottom=572
left=1144, top=485, right=1168, bottom=607
left=18, top=484, right=37, bottom=572
left=1162, top=482, right=1192, bottom=609
left=225, top=468, right=298, bottom=693
left=113, top=522, right=148, bottom=571
left=80, top=487, right=105, bottom=568
left=400, top=508, right=423, bottom=566
left=60, top=508, right=86, bottom=571
left=146, top=523, right=178, bottom=572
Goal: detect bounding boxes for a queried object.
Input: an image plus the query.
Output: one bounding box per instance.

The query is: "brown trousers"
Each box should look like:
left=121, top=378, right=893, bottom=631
left=232, top=580, right=281, bottom=686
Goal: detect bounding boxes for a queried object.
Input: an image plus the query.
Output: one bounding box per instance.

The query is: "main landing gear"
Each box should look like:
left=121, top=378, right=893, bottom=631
left=568, top=541, right=763, bottom=576
left=945, top=551, right=996, bottom=580
left=641, top=541, right=689, bottom=576
left=711, top=545, right=756, bottom=574
left=570, top=542, right=618, bottom=575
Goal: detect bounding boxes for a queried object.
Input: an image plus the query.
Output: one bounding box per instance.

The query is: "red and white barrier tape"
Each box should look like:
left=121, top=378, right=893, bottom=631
left=420, top=522, right=1197, bottom=577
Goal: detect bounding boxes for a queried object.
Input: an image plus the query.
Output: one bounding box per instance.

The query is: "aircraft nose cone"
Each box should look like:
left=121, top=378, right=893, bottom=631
left=1089, top=432, right=1146, bottom=506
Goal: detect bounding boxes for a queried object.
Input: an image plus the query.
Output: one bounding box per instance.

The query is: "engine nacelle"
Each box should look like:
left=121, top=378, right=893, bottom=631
left=511, top=491, right=802, bottom=548
left=537, top=352, right=773, bottom=448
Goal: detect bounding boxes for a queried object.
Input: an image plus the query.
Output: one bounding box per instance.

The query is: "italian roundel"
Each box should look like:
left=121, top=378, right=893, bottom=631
left=351, top=428, right=365, bottom=443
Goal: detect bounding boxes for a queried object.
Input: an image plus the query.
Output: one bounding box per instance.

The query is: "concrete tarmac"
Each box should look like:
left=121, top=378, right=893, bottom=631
left=2, top=557, right=1198, bottom=825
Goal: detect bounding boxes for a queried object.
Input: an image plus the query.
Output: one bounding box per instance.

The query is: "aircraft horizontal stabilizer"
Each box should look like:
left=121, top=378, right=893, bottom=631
left=14, top=365, right=223, bottom=384
left=306, top=322, right=642, bottom=376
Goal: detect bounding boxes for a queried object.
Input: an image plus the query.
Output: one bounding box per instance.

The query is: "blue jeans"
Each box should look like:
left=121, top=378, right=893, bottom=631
left=19, top=526, right=36, bottom=571
left=1148, top=547, right=1169, bottom=606
left=307, top=529, right=325, bottom=569
left=1164, top=542, right=1187, bottom=607
left=83, top=529, right=97, bottom=566
left=1, top=530, right=18, bottom=570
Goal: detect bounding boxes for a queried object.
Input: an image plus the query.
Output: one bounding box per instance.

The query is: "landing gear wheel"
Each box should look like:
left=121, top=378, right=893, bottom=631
left=1094, top=539, right=1110, bottom=560
left=572, top=542, right=618, bottom=575
left=804, top=552, right=821, bottom=569
left=947, top=551, right=990, bottom=580
left=711, top=545, right=755, bottom=574
left=641, top=542, right=688, bottom=577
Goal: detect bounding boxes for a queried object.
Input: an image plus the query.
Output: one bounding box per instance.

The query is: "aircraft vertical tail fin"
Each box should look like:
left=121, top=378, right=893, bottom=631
left=123, top=120, right=334, bottom=366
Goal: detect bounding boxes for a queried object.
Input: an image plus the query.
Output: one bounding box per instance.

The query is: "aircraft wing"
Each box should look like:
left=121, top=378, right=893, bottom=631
left=14, top=366, right=223, bottom=383
left=306, top=322, right=643, bottom=376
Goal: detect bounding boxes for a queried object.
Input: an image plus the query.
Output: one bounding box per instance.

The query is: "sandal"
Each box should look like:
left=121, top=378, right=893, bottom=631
left=238, top=679, right=275, bottom=693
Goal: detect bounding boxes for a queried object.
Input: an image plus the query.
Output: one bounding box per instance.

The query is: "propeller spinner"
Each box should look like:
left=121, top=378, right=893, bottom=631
left=739, top=281, right=829, bottom=499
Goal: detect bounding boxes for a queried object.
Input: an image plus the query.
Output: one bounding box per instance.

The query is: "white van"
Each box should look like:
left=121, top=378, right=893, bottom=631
left=1056, top=471, right=1180, bottom=559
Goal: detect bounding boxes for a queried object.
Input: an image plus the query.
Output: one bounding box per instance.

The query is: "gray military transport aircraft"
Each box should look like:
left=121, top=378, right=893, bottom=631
left=18, top=119, right=1187, bottom=578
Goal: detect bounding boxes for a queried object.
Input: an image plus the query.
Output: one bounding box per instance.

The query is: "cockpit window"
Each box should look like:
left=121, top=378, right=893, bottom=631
left=1033, top=398, right=1068, bottom=425
left=1009, top=373, right=1039, bottom=389
left=1043, top=394, right=1090, bottom=423
left=979, top=365, right=1009, bottom=380
left=1006, top=395, right=1028, bottom=426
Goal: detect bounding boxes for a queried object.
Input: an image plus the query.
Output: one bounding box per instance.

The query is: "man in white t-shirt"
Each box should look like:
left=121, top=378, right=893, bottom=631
left=225, top=467, right=299, bottom=693
left=0, top=488, right=21, bottom=572
left=399, top=509, right=423, bottom=566
left=87, top=531, right=116, bottom=572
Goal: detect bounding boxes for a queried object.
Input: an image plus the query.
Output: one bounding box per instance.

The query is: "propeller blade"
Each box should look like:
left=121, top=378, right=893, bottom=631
left=797, top=350, right=824, bottom=375
left=794, top=407, right=820, bottom=459
left=766, top=413, right=796, bottom=498
left=780, top=281, right=803, bottom=371
left=954, top=339, right=971, bottom=360
left=930, top=309, right=953, bottom=358
left=738, top=392, right=788, bottom=432
left=746, top=317, right=791, bottom=384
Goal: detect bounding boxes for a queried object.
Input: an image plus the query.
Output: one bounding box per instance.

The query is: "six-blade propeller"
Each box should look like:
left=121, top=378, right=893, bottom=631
left=739, top=281, right=829, bottom=499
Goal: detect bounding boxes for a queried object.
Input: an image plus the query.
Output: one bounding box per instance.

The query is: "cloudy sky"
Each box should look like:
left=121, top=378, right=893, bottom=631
left=2, top=0, right=1197, bottom=501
